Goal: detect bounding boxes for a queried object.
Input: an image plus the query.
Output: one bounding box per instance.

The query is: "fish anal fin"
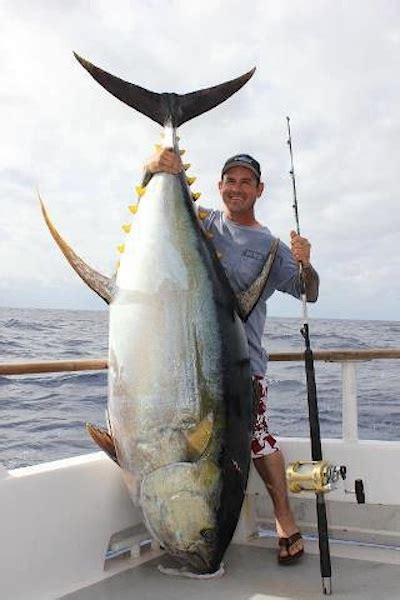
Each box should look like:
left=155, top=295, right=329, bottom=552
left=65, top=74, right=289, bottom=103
left=86, top=422, right=119, bottom=465
left=184, top=412, right=214, bottom=460
left=236, top=238, right=280, bottom=321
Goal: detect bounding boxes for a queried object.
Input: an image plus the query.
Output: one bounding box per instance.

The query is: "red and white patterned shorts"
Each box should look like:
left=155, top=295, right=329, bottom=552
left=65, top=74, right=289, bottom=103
left=251, top=375, right=279, bottom=459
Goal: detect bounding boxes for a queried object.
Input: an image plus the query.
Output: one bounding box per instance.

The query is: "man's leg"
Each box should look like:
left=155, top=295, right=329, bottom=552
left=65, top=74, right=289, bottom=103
left=251, top=376, right=303, bottom=561
left=253, top=450, right=304, bottom=560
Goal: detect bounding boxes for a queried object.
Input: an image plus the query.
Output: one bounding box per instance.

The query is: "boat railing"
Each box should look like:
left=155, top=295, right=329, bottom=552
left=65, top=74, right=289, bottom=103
left=1, top=348, right=399, bottom=443
left=1, top=349, right=400, bottom=570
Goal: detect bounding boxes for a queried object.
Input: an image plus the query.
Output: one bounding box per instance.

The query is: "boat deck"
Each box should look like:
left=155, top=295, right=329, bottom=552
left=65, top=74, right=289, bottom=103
left=60, top=540, right=400, bottom=600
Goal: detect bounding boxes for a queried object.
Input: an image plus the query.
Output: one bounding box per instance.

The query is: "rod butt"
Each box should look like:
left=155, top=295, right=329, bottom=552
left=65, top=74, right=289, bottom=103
left=322, top=576, right=332, bottom=595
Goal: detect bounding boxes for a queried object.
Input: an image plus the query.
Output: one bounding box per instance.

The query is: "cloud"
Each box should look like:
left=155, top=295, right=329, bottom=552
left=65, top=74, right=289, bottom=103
left=0, top=0, right=399, bottom=319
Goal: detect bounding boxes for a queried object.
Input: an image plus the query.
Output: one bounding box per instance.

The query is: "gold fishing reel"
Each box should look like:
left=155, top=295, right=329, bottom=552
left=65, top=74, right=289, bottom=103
left=287, top=460, right=366, bottom=502
left=286, top=460, right=343, bottom=494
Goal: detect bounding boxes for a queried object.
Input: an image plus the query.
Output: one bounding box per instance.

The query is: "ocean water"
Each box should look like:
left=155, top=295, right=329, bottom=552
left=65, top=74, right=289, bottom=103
left=0, top=307, right=399, bottom=470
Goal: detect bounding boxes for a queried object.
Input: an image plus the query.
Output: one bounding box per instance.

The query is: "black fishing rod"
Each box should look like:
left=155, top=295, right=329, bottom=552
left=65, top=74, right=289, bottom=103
left=286, top=116, right=332, bottom=595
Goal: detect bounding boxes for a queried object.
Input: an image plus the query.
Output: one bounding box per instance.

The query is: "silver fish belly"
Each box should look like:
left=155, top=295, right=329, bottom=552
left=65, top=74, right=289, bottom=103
left=108, top=172, right=250, bottom=572
left=109, top=173, right=223, bottom=480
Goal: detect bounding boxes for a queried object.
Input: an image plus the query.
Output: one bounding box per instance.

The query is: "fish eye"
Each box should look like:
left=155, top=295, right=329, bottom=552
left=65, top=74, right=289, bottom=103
left=200, top=528, right=217, bottom=543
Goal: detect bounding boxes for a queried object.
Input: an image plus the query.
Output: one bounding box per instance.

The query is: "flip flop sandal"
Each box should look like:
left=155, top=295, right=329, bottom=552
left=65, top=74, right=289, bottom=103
left=278, top=532, right=304, bottom=565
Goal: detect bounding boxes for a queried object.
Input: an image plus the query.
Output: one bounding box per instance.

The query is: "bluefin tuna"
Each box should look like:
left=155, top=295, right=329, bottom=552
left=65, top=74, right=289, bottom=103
left=41, top=53, right=279, bottom=574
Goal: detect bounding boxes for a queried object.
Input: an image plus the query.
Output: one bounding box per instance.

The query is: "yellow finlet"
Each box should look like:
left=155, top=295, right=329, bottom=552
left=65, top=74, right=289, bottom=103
left=184, top=413, right=214, bottom=459
left=128, top=204, right=138, bottom=214
left=117, top=244, right=125, bottom=254
left=192, top=192, right=202, bottom=201
left=154, top=143, right=163, bottom=152
left=183, top=163, right=191, bottom=171
left=198, top=209, right=208, bottom=220
left=122, top=224, right=131, bottom=234
left=216, top=251, right=223, bottom=259
left=179, top=149, right=186, bottom=156
left=204, top=231, right=214, bottom=240
left=187, top=176, right=196, bottom=186
left=135, top=186, right=146, bottom=197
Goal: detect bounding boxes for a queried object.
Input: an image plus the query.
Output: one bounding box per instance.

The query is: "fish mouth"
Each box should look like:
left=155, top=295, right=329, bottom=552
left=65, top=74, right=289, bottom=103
left=183, top=538, right=222, bottom=574
left=162, top=537, right=219, bottom=575
left=177, top=548, right=219, bottom=575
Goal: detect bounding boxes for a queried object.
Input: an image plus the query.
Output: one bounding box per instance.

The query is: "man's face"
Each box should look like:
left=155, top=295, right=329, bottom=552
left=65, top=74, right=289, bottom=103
left=218, top=166, right=264, bottom=216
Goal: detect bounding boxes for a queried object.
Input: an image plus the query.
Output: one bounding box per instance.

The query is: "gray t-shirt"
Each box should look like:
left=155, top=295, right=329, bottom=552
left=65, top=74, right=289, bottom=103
left=200, top=208, right=301, bottom=376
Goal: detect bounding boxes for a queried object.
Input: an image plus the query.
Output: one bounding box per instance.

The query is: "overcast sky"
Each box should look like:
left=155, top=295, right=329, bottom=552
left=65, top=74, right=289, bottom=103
left=1, top=0, right=399, bottom=321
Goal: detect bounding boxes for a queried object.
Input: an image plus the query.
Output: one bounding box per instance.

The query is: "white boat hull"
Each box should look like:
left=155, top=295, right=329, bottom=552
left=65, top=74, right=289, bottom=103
left=1, top=437, right=400, bottom=599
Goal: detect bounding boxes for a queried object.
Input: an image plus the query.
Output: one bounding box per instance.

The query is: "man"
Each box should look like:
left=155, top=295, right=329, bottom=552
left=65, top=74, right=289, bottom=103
left=145, top=148, right=319, bottom=564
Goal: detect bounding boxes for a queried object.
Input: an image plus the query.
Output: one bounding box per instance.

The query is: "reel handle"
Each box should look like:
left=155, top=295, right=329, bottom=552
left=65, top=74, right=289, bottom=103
left=355, top=479, right=366, bottom=504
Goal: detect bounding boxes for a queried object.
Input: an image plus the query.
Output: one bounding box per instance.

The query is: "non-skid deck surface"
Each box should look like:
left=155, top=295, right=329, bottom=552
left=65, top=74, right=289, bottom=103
left=60, top=544, right=400, bottom=600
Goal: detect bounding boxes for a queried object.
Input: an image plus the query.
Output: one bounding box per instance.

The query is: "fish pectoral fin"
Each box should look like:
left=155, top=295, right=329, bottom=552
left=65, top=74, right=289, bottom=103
left=184, top=413, right=214, bottom=459
left=86, top=422, right=119, bottom=465
left=236, top=238, right=280, bottom=321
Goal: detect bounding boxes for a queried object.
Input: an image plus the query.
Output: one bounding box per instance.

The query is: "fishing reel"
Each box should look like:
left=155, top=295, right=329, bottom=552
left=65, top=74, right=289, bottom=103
left=287, top=461, right=365, bottom=503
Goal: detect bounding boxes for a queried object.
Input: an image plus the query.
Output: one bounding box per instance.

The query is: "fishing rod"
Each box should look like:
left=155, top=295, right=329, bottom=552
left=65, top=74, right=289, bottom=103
left=286, top=116, right=332, bottom=595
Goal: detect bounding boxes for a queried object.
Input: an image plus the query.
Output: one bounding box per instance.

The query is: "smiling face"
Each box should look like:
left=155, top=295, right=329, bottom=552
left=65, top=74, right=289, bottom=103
left=218, top=166, right=264, bottom=225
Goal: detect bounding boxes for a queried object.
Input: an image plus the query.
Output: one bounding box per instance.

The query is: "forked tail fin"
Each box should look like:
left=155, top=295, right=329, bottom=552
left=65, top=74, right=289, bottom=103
left=73, top=52, right=255, bottom=127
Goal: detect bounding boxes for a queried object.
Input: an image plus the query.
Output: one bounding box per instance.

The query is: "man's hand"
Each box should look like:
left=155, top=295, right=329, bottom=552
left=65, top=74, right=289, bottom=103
left=290, top=230, right=311, bottom=267
left=290, top=230, right=319, bottom=302
left=145, top=147, right=183, bottom=176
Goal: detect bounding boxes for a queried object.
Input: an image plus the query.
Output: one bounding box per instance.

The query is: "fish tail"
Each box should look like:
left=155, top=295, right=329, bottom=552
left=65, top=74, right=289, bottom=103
left=73, top=52, right=255, bottom=127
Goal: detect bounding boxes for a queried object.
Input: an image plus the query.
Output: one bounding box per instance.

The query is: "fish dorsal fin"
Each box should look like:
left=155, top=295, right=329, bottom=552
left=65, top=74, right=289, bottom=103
left=236, top=238, right=280, bottom=321
left=73, top=52, right=255, bottom=127
left=39, top=195, right=114, bottom=304
left=86, top=423, right=119, bottom=465
left=184, top=412, right=214, bottom=460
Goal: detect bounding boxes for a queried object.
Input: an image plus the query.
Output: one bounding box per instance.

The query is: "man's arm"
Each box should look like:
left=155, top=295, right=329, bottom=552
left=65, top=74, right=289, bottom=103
left=290, top=230, right=319, bottom=302
left=301, top=264, right=319, bottom=302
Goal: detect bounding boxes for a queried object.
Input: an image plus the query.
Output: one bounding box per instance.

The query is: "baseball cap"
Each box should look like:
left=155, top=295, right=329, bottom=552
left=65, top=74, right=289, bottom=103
left=221, top=154, right=261, bottom=180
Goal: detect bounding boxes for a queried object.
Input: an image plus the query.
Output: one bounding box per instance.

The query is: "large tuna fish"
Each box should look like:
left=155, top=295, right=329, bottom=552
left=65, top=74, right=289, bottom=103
left=41, top=53, right=279, bottom=574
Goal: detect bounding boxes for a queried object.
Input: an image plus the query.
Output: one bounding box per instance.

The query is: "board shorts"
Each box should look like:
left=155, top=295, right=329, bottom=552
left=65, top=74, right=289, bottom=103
left=251, top=375, right=279, bottom=459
